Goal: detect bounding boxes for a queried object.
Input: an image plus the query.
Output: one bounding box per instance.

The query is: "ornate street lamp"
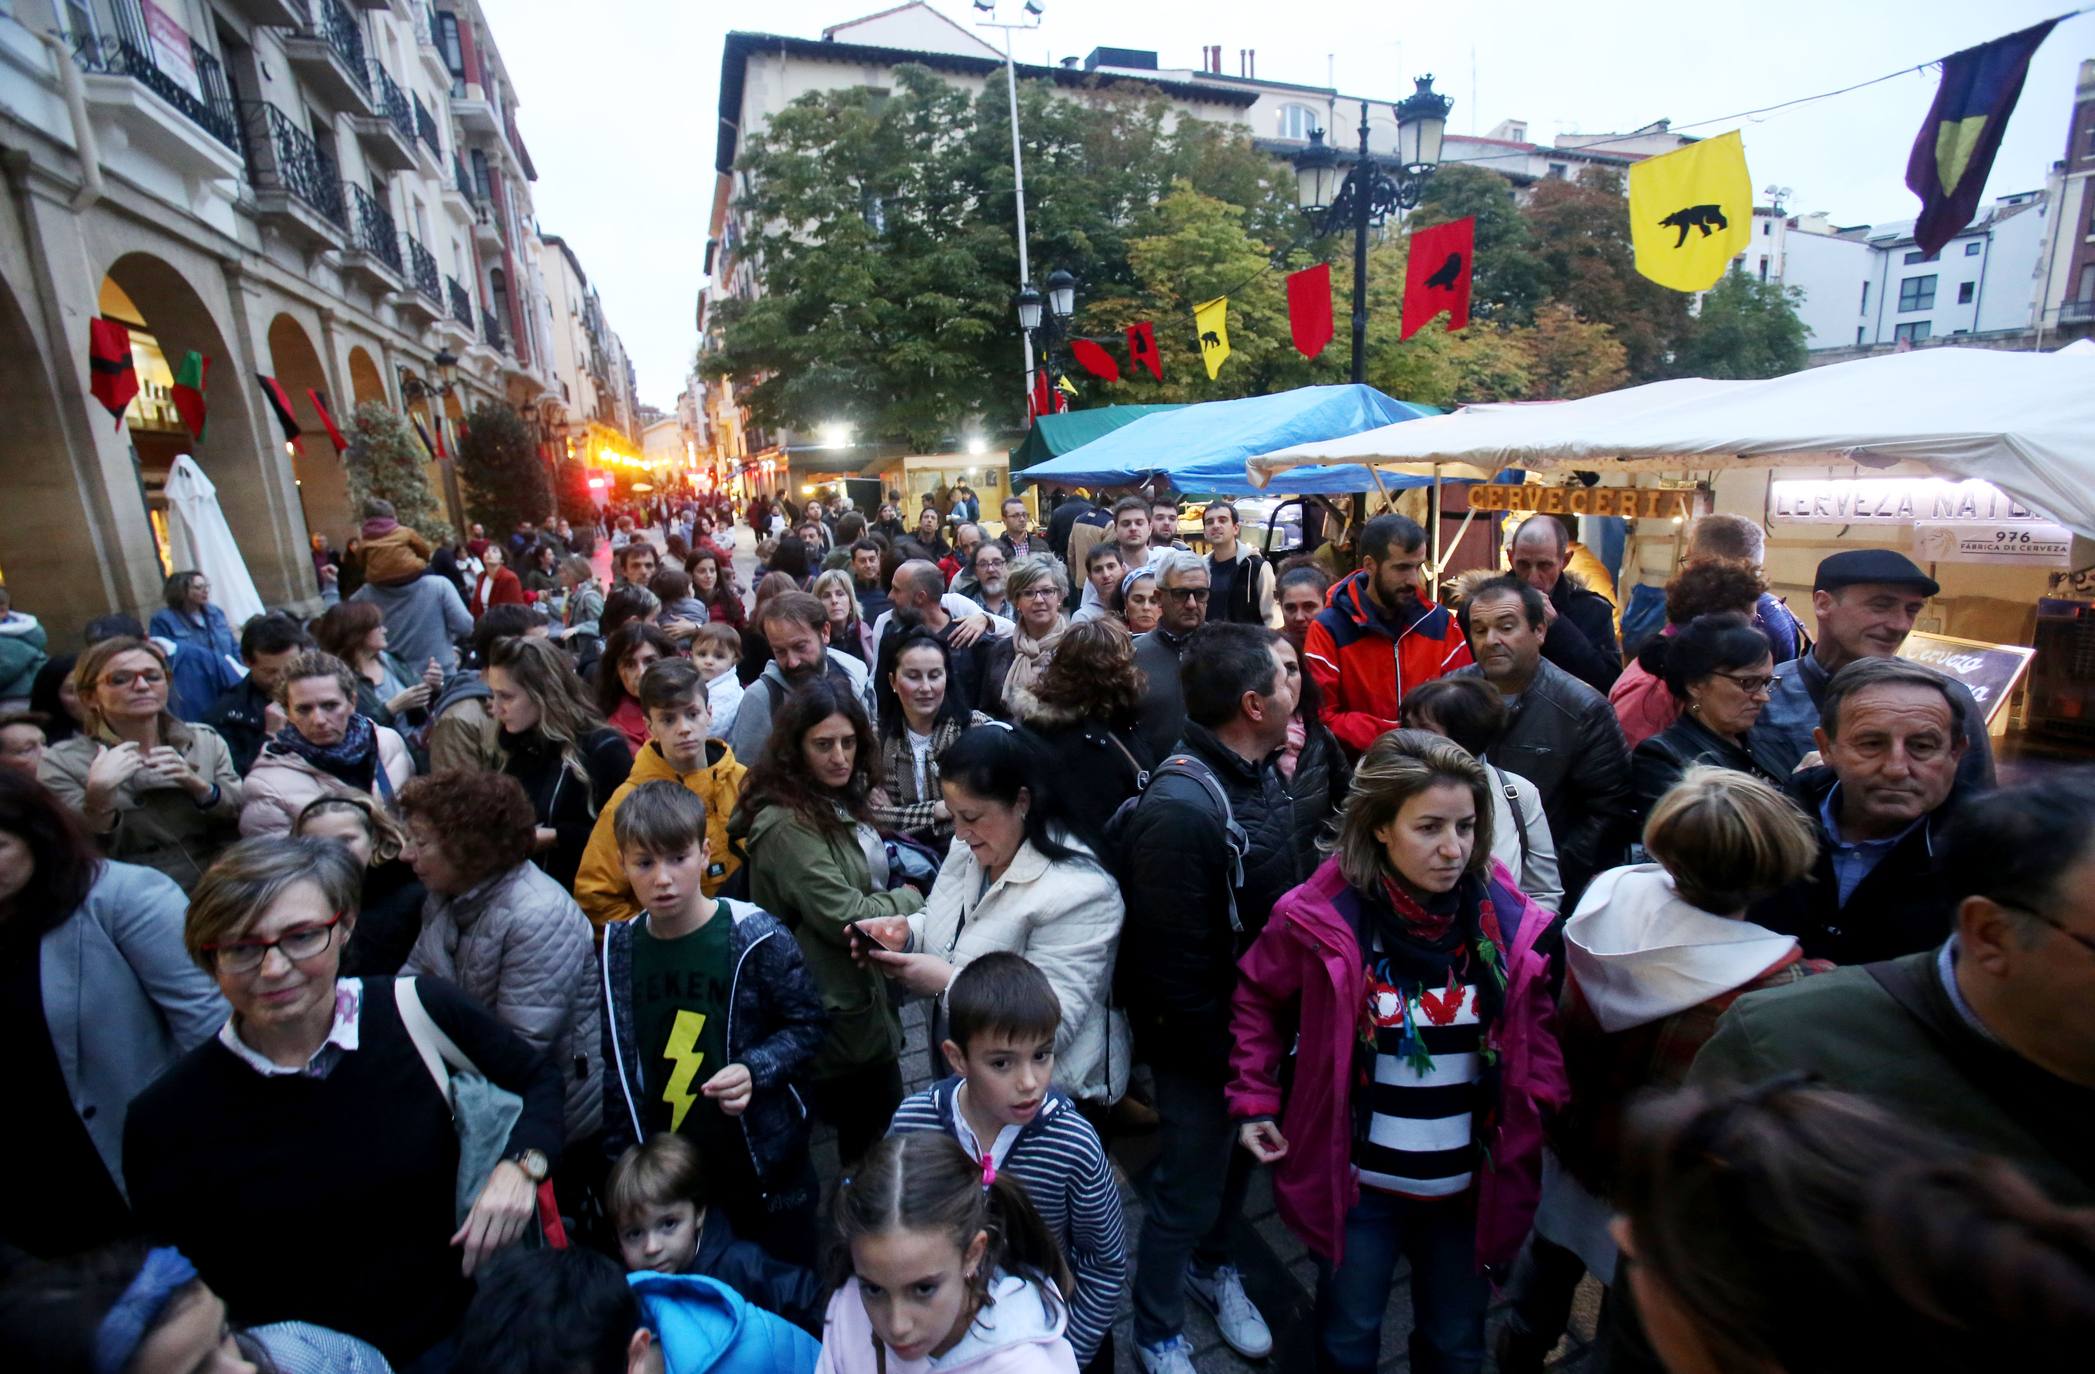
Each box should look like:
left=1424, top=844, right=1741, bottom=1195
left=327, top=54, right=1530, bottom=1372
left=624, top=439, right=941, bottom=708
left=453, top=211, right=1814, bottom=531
left=1014, top=270, right=1077, bottom=413
left=1046, top=267, right=1075, bottom=322
left=1292, top=76, right=1453, bottom=383
left=398, top=346, right=461, bottom=404
left=1013, top=282, right=1044, bottom=333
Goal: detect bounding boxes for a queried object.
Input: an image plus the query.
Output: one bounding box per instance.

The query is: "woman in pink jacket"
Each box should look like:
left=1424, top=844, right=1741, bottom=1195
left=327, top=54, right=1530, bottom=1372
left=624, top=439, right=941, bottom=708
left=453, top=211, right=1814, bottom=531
left=1227, top=730, right=1567, bottom=1374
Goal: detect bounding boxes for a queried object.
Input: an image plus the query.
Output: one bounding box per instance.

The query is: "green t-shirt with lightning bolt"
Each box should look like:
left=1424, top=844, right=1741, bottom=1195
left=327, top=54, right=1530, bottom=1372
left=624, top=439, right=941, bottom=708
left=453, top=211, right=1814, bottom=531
left=630, top=914, right=734, bottom=1147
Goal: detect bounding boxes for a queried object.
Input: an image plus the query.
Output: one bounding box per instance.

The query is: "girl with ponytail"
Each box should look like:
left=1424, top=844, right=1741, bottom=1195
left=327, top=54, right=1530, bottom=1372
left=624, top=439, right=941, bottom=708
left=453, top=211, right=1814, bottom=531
left=820, top=1132, right=1076, bottom=1374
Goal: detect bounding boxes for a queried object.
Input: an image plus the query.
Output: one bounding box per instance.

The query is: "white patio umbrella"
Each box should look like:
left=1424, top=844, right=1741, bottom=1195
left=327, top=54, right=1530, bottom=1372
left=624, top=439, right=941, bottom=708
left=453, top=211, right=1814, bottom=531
left=164, top=455, right=265, bottom=627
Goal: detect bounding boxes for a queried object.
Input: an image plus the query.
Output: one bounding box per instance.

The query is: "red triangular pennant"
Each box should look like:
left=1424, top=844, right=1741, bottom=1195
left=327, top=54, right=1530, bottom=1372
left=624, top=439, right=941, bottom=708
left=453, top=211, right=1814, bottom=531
left=1125, top=321, right=1162, bottom=381
left=1069, top=338, right=1121, bottom=382
left=307, top=388, right=348, bottom=455
left=89, top=319, right=138, bottom=430
left=257, top=374, right=301, bottom=447
left=1401, top=217, right=1475, bottom=341
left=1286, top=263, right=1335, bottom=358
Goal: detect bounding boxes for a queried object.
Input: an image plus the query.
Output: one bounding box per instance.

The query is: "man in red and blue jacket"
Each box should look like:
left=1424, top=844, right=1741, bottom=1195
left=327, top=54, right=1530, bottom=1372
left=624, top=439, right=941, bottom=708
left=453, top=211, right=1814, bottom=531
left=1303, top=513, right=1472, bottom=754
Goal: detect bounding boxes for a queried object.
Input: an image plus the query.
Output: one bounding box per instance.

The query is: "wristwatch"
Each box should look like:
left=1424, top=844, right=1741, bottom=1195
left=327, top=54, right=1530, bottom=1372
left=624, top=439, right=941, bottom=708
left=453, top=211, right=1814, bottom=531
left=508, top=1148, right=550, bottom=1183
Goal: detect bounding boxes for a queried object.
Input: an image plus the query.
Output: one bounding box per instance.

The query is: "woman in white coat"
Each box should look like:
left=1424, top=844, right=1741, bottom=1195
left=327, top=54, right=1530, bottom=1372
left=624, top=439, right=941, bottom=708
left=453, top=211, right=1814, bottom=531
left=1400, top=676, right=1564, bottom=913
left=854, top=724, right=1129, bottom=1107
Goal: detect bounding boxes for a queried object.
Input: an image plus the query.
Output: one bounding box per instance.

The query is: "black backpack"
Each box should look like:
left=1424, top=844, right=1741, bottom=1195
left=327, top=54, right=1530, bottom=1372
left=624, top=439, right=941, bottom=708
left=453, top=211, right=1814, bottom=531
left=1104, top=752, right=1251, bottom=936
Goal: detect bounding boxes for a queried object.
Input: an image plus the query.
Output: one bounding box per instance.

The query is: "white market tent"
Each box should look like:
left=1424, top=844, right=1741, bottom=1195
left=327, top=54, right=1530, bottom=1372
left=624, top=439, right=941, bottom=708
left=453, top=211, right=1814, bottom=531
left=1247, top=348, right=2095, bottom=539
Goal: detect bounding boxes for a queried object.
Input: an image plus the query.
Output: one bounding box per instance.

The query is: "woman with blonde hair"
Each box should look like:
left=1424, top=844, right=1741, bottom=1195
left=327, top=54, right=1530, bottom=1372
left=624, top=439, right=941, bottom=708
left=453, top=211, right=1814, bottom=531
left=38, top=637, right=242, bottom=891
left=982, top=554, right=1068, bottom=721
left=1499, top=765, right=1826, bottom=1369
left=485, top=634, right=632, bottom=889
left=1226, top=730, right=1566, bottom=1374
left=813, top=567, right=875, bottom=666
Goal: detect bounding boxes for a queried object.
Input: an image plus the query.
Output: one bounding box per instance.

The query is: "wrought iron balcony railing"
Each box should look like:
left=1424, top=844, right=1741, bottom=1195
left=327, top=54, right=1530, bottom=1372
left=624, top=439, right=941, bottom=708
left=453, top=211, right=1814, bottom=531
left=345, top=183, right=402, bottom=271
left=369, top=62, right=413, bottom=142
left=404, top=233, right=442, bottom=302
left=446, top=276, right=475, bottom=328
left=72, top=8, right=241, bottom=153
left=414, top=93, right=441, bottom=156
left=254, top=102, right=346, bottom=226
left=305, top=0, right=369, bottom=95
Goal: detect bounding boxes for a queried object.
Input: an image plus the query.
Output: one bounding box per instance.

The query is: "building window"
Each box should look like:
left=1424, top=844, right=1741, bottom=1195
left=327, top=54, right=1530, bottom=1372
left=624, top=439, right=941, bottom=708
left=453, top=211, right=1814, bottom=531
left=1860, top=281, right=1870, bottom=313
left=1957, top=281, right=1975, bottom=304
left=1857, top=326, right=1866, bottom=345
left=61, top=0, right=95, bottom=42
left=1275, top=104, right=1318, bottom=141
left=1758, top=257, right=1769, bottom=282
left=2079, top=264, right=2095, bottom=300
left=1963, top=240, right=1981, bottom=256
left=1895, top=321, right=1932, bottom=343
left=1761, top=220, right=1770, bottom=236
left=1898, top=275, right=1936, bottom=312
left=1902, top=249, right=1939, bottom=265
left=2086, top=123, right=2095, bottom=157
left=1546, top=162, right=1568, bottom=179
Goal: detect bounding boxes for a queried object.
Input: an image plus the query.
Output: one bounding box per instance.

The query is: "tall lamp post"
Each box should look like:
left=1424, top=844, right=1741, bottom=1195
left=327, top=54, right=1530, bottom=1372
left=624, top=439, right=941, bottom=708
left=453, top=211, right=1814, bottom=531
left=1291, top=76, right=1453, bottom=383
left=1014, top=266, right=1075, bottom=412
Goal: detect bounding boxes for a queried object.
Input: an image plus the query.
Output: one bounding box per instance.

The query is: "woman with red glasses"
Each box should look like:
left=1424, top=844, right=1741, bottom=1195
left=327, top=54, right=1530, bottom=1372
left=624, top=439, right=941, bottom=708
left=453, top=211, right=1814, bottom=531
left=123, top=835, right=565, bottom=1370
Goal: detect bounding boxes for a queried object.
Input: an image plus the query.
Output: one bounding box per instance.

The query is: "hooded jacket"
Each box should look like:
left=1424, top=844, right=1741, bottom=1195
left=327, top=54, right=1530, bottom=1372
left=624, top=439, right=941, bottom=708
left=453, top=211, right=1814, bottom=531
left=358, top=517, right=432, bottom=585
left=817, top=1273, right=1077, bottom=1374
left=737, top=804, right=924, bottom=1080
left=0, top=609, right=49, bottom=699
left=237, top=724, right=414, bottom=839
left=630, top=1271, right=822, bottom=1374
left=728, top=650, right=876, bottom=764
left=1303, top=570, right=1473, bottom=754
left=600, top=899, right=827, bottom=1206
left=1224, top=854, right=1567, bottom=1270
left=402, top=860, right=604, bottom=1142
left=577, top=739, right=749, bottom=929
left=910, top=834, right=1129, bottom=1103
left=149, top=604, right=241, bottom=722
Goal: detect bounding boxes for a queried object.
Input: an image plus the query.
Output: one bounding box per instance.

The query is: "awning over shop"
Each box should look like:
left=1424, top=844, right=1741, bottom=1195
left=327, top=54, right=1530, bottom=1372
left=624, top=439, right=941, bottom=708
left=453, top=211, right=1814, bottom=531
left=1248, top=349, right=2095, bottom=538
left=1009, top=404, right=1186, bottom=479
left=1014, top=385, right=1443, bottom=496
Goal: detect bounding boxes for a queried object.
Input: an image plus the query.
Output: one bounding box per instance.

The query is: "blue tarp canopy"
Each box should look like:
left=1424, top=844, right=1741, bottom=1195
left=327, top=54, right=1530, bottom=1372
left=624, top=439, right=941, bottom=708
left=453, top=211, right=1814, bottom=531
left=1012, top=385, right=1443, bottom=495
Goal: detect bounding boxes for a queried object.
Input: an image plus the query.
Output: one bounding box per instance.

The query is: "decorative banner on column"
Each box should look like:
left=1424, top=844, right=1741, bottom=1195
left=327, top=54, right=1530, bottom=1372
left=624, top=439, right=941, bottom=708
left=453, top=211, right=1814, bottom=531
left=1906, top=19, right=2058, bottom=256
left=1070, top=338, right=1121, bottom=382
left=256, top=374, right=302, bottom=448
left=1401, top=217, right=1475, bottom=340
left=1285, top=263, right=1334, bottom=358
left=170, top=351, right=208, bottom=441
left=88, top=319, right=138, bottom=429
left=307, top=388, right=348, bottom=455
left=1628, top=131, right=1752, bottom=292
left=1192, top=296, right=1231, bottom=380
left=1126, top=321, right=1162, bottom=381
left=410, top=414, right=437, bottom=459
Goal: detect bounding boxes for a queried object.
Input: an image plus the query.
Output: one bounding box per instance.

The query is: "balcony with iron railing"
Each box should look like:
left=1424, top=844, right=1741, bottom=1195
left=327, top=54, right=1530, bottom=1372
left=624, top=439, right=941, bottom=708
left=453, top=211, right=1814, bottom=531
left=2062, top=299, right=2095, bottom=324
left=413, top=93, right=442, bottom=159
left=405, top=234, right=442, bottom=302
left=245, top=102, right=347, bottom=249
left=348, top=60, right=416, bottom=170
left=71, top=2, right=243, bottom=168
left=482, top=302, right=508, bottom=354
left=472, top=195, right=505, bottom=253
left=282, top=0, right=373, bottom=114
left=447, top=276, right=475, bottom=327
left=340, top=182, right=404, bottom=289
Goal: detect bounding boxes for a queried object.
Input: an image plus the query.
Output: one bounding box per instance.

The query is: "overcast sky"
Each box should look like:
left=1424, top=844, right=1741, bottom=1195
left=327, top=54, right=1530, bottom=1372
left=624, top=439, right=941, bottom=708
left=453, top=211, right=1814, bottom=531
left=484, top=0, right=2094, bottom=408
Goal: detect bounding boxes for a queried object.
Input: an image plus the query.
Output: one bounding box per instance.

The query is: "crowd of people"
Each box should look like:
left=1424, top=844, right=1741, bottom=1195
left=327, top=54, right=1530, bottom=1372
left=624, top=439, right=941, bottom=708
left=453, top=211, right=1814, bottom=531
left=0, top=487, right=2090, bottom=1374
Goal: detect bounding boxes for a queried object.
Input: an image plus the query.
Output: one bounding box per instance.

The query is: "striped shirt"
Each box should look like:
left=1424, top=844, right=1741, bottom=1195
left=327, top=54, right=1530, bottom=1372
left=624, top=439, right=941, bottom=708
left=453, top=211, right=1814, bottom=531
left=1357, top=965, right=1482, bottom=1199
left=889, top=1078, right=1127, bottom=1363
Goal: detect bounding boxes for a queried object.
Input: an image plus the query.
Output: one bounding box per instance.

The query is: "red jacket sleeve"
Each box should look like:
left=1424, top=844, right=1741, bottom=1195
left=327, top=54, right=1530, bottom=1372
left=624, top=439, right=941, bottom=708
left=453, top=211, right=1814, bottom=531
left=1303, top=617, right=1395, bottom=754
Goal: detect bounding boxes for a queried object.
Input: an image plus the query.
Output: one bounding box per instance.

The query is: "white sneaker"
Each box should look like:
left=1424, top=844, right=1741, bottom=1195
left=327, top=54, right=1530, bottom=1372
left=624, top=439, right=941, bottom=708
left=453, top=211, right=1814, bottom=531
left=1136, top=1335, right=1200, bottom=1374
left=1185, top=1263, right=1273, bottom=1359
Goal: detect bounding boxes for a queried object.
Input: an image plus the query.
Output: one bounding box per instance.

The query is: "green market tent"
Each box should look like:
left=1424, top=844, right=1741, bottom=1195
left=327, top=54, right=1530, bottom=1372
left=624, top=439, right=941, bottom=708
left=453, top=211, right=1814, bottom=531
left=1007, top=404, right=1186, bottom=484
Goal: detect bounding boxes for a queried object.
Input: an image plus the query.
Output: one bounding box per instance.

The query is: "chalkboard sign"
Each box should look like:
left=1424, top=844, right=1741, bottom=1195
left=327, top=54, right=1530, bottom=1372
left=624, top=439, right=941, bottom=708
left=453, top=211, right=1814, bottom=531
left=1898, top=632, right=2036, bottom=726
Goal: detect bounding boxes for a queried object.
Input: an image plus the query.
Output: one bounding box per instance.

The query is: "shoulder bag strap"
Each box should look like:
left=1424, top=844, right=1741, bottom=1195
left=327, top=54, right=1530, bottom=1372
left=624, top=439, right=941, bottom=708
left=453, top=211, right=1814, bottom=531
left=1103, top=729, right=1150, bottom=791
left=1490, top=764, right=1532, bottom=865
left=395, top=976, right=478, bottom=1087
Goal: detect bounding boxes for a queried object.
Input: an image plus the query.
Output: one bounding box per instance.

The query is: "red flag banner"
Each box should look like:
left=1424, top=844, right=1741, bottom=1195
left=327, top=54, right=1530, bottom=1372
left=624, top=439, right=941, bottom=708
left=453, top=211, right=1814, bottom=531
left=1125, top=321, right=1162, bottom=381
left=88, top=319, right=138, bottom=429
left=307, top=388, right=348, bottom=455
left=1286, top=263, right=1335, bottom=359
left=257, top=374, right=301, bottom=447
left=1401, top=217, right=1476, bottom=341
left=1069, top=338, right=1121, bottom=382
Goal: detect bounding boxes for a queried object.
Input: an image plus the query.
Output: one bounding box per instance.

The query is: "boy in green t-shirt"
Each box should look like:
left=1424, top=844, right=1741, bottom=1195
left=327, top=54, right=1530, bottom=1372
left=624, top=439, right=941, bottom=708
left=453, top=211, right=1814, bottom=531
left=600, top=782, right=828, bottom=1265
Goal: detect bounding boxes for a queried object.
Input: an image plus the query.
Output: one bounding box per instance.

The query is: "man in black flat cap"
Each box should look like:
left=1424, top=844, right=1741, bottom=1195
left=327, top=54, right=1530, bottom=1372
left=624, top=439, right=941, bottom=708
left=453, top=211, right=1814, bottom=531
left=1750, top=548, right=1995, bottom=792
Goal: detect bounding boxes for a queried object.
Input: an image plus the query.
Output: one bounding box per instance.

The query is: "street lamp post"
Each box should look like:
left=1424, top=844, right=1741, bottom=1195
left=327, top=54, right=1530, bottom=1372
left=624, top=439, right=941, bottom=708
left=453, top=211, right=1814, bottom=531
left=1014, top=266, right=1075, bottom=413
left=1291, top=76, right=1453, bottom=383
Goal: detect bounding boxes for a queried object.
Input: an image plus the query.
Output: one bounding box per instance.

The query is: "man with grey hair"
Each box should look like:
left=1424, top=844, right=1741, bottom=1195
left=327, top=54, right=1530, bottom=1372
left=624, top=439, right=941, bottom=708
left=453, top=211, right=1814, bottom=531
left=1684, top=513, right=1802, bottom=663
left=883, top=558, right=993, bottom=712
left=1132, top=548, right=1211, bottom=760
left=1749, top=655, right=1974, bottom=964
left=1508, top=514, right=1619, bottom=694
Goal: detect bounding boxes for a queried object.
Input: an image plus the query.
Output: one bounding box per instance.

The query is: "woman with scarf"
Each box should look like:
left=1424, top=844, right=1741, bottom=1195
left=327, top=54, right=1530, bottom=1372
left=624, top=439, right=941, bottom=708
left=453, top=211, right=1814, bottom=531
left=238, top=652, right=413, bottom=839
left=869, top=629, right=987, bottom=844
left=981, top=555, right=1067, bottom=722
left=1227, top=730, right=1567, bottom=1374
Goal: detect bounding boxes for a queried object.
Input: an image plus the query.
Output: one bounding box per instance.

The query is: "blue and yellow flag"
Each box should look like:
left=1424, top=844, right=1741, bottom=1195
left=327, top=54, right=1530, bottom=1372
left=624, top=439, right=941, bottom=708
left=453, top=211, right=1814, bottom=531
left=1906, top=19, right=2057, bottom=257
left=1193, top=296, right=1231, bottom=380
left=1628, top=131, right=1752, bottom=293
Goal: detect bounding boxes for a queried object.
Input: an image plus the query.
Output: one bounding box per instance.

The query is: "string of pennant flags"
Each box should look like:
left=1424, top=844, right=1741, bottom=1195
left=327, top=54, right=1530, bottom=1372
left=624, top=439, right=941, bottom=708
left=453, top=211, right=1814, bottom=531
left=1039, top=14, right=2066, bottom=399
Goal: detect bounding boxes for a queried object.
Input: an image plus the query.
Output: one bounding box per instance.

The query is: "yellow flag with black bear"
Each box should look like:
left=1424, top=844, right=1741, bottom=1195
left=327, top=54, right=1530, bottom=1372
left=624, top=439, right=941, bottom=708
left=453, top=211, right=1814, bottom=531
left=1193, top=296, right=1231, bottom=380
left=1628, top=131, right=1752, bottom=293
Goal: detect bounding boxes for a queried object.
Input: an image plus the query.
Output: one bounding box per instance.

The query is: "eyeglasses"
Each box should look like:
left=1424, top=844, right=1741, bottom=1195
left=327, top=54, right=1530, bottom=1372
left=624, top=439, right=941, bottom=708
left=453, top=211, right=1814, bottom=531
left=102, top=669, right=167, bottom=689
left=1712, top=670, right=1777, bottom=696
left=203, top=914, right=345, bottom=974
left=2008, top=905, right=2095, bottom=959
left=1162, top=586, right=1211, bottom=602
left=1018, top=586, right=1059, bottom=601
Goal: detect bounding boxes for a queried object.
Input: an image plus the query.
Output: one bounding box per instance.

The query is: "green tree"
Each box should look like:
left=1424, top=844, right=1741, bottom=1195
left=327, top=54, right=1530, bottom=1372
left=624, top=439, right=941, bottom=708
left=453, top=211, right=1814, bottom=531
left=1516, top=304, right=1630, bottom=398
left=1673, top=267, right=1809, bottom=379
left=344, top=402, right=451, bottom=544
left=456, top=403, right=550, bottom=533
left=1410, top=164, right=1547, bottom=323
left=1524, top=169, right=1690, bottom=381
left=553, top=459, right=598, bottom=532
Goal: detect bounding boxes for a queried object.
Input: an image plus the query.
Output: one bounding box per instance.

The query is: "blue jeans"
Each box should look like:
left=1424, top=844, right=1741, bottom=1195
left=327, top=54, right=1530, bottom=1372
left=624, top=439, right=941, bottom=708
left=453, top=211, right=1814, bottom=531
left=1314, top=1189, right=1488, bottom=1374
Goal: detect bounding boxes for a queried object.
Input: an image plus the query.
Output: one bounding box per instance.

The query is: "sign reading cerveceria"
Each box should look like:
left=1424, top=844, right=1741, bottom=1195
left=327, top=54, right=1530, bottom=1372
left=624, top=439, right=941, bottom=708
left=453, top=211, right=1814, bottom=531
left=1466, top=484, right=1704, bottom=519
